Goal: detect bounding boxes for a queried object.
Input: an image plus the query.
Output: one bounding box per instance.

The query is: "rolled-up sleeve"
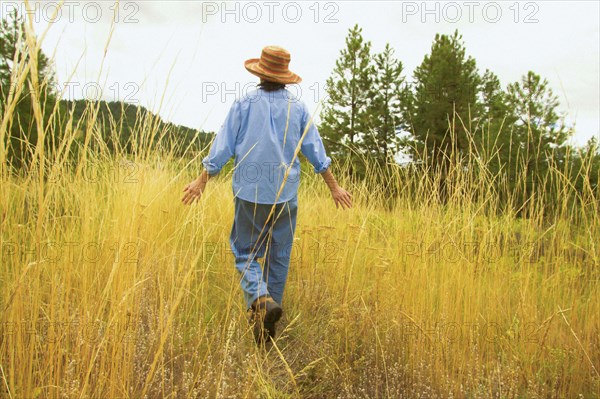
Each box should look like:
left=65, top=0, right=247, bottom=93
left=300, top=103, right=331, bottom=174
left=202, top=100, right=241, bottom=175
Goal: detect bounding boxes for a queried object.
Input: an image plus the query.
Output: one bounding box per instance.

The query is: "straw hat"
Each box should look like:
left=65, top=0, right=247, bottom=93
left=244, top=45, right=302, bottom=84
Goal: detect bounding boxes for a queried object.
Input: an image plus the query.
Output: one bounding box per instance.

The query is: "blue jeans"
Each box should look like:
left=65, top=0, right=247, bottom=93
left=229, top=195, right=298, bottom=310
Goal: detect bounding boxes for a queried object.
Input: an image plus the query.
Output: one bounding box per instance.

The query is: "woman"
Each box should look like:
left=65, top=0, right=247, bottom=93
left=182, top=45, right=352, bottom=346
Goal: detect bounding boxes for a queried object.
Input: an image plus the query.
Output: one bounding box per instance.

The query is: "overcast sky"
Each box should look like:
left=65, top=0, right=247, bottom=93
left=20, top=0, right=600, bottom=145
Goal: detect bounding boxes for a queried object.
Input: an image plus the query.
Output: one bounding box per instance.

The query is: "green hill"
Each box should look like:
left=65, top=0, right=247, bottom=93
left=58, top=99, right=214, bottom=157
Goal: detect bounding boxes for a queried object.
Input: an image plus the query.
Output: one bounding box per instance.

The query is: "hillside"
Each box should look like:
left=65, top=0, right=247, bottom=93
left=58, top=99, right=215, bottom=156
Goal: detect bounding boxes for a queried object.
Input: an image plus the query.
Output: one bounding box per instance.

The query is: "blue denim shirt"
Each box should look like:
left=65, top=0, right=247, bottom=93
left=202, top=88, right=331, bottom=204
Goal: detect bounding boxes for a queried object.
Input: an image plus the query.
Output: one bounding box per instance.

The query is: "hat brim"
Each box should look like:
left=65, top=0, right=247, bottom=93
left=244, top=58, right=302, bottom=84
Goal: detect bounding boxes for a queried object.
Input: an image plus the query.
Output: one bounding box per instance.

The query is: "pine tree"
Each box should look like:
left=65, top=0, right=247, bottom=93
left=1, top=12, right=56, bottom=169
left=475, top=69, right=514, bottom=176
left=566, top=136, right=599, bottom=196
left=364, top=43, right=405, bottom=165
left=403, top=30, right=480, bottom=169
left=505, top=71, right=570, bottom=194
left=479, top=70, right=510, bottom=126
left=319, top=24, right=374, bottom=176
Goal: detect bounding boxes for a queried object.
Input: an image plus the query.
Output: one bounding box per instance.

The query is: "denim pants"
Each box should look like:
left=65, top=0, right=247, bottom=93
left=229, top=195, right=298, bottom=310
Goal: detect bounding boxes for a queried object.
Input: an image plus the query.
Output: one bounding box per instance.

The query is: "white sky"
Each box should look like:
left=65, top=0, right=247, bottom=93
left=15, top=0, right=600, bottom=145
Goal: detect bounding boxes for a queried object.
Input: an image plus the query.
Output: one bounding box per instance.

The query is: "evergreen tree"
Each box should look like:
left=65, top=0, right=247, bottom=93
left=560, top=136, right=599, bottom=200
left=504, top=71, right=570, bottom=194
left=403, top=30, right=480, bottom=169
left=0, top=12, right=56, bottom=169
left=365, top=43, right=405, bottom=165
left=319, top=24, right=374, bottom=176
left=479, top=70, right=510, bottom=128
left=475, top=69, right=514, bottom=177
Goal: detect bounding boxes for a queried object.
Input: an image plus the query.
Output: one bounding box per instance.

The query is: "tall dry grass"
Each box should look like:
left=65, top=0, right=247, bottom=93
left=1, top=11, right=599, bottom=399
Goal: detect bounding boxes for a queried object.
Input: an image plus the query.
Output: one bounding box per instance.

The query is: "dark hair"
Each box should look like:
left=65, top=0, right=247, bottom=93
left=258, top=79, right=286, bottom=92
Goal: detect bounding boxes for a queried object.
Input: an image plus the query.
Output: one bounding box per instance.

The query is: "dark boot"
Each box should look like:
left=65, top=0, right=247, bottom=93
left=249, top=295, right=282, bottom=345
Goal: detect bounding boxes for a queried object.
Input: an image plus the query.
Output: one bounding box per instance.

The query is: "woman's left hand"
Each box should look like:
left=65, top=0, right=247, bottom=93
left=181, top=177, right=206, bottom=205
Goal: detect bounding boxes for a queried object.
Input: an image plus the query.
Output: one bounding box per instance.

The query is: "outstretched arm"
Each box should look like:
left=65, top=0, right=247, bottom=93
left=299, top=103, right=352, bottom=209
left=320, top=168, right=352, bottom=209
left=182, top=99, right=241, bottom=205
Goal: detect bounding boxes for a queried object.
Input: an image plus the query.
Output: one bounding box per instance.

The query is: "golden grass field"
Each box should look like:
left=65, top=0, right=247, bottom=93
left=1, top=19, right=599, bottom=398
left=1, top=140, right=599, bottom=398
